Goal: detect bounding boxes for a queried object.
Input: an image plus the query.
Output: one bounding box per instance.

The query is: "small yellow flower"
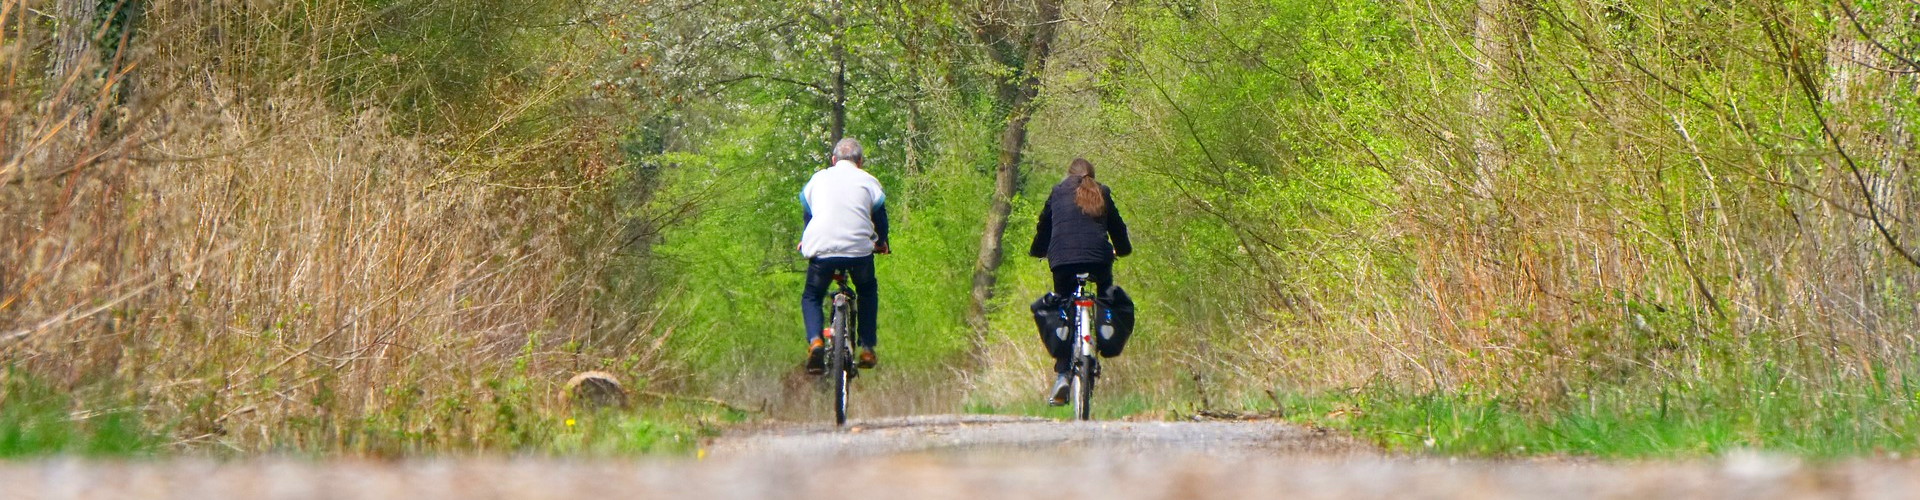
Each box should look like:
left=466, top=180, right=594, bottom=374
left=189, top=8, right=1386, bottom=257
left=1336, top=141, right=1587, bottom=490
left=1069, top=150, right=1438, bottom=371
left=565, top=418, right=576, bottom=428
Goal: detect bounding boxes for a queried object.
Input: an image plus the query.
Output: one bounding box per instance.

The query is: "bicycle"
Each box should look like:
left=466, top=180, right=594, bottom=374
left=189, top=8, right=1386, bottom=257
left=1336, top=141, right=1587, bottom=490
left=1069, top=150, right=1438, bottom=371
left=822, top=271, right=859, bottom=426
left=1066, top=272, right=1101, bottom=421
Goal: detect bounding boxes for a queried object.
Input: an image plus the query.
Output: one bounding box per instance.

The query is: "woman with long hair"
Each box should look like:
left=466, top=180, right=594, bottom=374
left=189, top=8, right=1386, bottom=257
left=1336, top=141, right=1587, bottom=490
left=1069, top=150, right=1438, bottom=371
left=1028, top=157, right=1131, bottom=404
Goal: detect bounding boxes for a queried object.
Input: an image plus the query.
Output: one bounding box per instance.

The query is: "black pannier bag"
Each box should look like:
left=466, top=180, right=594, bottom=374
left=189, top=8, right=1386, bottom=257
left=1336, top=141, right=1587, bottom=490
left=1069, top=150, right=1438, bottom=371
left=1030, top=293, right=1071, bottom=360
left=1030, top=286, right=1137, bottom=359
left=1097, top=285, right=1135, bottom=358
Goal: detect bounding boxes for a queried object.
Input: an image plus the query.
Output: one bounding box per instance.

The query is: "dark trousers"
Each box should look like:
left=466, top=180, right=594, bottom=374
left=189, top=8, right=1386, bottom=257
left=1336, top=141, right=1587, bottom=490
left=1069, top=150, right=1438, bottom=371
left=802, top=256, right=878, bottom=348
left=1046, top=261, right=1112, bottom=373
left=1051, top=262, right=1112, bottom=297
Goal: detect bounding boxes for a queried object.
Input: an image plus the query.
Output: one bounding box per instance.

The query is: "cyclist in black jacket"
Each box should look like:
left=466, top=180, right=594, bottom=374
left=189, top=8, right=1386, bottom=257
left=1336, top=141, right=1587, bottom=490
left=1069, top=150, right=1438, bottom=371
left=1029, top=157, right=1131, bottom=404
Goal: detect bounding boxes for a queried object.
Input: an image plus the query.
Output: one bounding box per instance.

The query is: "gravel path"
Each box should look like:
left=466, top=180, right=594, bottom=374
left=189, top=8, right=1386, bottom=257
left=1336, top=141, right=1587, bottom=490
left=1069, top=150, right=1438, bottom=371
left=707, top=414, right=1371, bottom=459
left=5, top=416, right=1917, bottom=499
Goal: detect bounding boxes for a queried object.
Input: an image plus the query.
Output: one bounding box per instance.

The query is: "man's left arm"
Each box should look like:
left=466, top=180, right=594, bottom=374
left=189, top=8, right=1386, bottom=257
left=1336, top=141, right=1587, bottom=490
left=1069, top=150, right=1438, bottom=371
left=872, top=187, right=890, bottom=254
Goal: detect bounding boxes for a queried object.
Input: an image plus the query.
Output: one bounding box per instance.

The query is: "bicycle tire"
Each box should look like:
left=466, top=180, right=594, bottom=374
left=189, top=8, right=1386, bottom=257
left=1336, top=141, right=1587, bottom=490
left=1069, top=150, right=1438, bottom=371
left=831, top=303, right=852, bottom=426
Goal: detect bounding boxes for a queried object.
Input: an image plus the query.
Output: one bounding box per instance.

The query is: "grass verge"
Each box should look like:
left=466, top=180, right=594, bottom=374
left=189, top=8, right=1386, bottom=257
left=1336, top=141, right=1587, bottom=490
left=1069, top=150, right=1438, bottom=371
left=0, top=367, right=734, bottom=458
left=1279, top=374, right=1920, bottom=459
left=0, top=371, right=161, bottom=458
left=549, top=400, right=739, bottom=457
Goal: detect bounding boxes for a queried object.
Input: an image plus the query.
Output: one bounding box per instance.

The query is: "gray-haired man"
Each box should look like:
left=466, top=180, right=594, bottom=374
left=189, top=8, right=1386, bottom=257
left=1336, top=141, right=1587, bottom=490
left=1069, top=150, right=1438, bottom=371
left=799, top=138, right=890, bottom=373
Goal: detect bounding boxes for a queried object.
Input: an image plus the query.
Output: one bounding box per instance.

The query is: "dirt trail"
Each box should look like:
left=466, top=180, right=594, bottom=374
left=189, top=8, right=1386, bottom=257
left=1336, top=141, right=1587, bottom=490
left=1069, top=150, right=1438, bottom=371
left=5, top=415, right=1919, bottom=499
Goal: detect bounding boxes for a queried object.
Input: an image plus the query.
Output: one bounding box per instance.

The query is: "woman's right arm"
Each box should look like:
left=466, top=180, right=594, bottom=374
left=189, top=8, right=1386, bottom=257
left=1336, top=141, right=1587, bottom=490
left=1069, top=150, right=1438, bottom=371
left=1028, top=201, right=1052, bottom=258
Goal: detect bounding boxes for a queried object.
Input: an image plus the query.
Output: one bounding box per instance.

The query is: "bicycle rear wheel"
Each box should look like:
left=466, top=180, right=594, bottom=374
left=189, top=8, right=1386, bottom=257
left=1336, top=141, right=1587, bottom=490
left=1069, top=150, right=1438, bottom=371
left=830, top=306, right=852, bottom=426
left=1070, top=302, right=1096, bottom=421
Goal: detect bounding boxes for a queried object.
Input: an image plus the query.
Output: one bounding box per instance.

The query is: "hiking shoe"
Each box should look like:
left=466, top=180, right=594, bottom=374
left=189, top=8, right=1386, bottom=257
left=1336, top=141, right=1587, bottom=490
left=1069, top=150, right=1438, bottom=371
left=804, top=338, right=826, bottom=375
left=1047, top=373, right=1070, bottom=406
left=856, top=348, right=877, bottom=369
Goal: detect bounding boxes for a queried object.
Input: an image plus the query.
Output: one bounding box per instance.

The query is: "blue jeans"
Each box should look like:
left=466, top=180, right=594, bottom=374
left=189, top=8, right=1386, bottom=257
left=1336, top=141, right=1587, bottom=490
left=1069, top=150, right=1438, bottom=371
left=802, top=256, right=878, bottom=348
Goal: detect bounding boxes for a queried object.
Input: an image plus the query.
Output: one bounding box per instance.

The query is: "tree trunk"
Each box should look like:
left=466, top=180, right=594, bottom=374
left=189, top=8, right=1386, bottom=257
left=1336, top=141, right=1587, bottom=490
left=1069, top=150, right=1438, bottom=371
left=1467, top=0, right=1511, bottom=200
left=47, top=0, right=98, bottom=133
left=829, top=0, right=848, bottom=143
left=903, top=59, right=927, bottom=176
left=964, top=0, right=1063, bottom=364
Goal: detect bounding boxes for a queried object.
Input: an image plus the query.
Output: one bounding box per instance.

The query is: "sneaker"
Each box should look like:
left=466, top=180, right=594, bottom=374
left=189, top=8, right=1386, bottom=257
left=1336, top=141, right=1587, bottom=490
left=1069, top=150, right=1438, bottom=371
left=855, top=348, right=877, bottom=369
left=804, top=338, right=826, bottom=375
left=1047, top=373, right=1070, bottom=406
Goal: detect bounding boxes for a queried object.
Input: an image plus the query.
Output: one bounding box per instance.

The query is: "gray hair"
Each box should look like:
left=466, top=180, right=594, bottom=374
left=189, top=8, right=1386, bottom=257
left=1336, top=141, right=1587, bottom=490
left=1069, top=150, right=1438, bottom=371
left=831, top=137, right=863, bottom=165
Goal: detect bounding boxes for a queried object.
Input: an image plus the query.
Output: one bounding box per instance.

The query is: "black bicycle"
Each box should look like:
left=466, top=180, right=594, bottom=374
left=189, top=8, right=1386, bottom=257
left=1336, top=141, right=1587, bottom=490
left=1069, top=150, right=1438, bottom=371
left=1066, top=273, right=1101, bottom=421
left=822, top=271, right=859, bottom=426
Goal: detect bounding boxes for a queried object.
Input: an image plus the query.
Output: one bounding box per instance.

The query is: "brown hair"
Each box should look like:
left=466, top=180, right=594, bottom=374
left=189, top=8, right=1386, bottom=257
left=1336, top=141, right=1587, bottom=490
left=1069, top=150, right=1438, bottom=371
left=1068, top=158, right=1106, bottom=217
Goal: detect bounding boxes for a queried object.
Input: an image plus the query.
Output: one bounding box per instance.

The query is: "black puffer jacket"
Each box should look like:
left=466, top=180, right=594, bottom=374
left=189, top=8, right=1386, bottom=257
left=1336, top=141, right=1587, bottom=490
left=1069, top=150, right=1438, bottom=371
left=1028, top=178, right=1131, bottom=267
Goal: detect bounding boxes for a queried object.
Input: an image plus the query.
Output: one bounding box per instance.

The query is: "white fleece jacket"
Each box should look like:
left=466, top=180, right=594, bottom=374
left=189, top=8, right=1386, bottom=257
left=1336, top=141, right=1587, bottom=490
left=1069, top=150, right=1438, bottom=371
left=799, top=161, right=887, bottom=259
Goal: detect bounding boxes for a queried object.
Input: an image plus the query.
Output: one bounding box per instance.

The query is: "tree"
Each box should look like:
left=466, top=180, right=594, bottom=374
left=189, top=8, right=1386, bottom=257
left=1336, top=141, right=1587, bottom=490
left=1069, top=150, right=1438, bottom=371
left=44, top=0, right=141, bottom=138
left=1467, top=0, right=1508, bottom=199
left=1467, top=0, right=1527, bottom=201
left=961, top=0, right=1065, bottom=360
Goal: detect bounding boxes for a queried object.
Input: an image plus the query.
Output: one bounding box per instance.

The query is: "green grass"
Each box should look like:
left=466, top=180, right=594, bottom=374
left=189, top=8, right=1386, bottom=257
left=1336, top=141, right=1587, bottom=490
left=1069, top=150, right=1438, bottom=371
left=1279, top=375, right=1920, bottom=459
left=0, top=372, right=162, bottom=458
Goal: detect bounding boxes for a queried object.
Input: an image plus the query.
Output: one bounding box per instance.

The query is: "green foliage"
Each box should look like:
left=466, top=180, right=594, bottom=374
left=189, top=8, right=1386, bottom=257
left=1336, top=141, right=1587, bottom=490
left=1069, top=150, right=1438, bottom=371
left=642, top=103, right=989, bottom=383
left=616, top=1, right=1018, bottom=393
left=317, top=0, right=579, bottom=133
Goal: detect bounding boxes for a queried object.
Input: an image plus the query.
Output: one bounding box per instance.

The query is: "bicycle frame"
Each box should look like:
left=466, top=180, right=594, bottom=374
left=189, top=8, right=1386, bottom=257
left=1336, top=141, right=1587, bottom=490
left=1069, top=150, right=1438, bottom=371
left=1068, top=273, right=1100, bottom=420
left=1074, top=287, right=1096, bottom=362
left=827, top=272, right=856, bottom=345
left=830, top=275, right=854, bottom=324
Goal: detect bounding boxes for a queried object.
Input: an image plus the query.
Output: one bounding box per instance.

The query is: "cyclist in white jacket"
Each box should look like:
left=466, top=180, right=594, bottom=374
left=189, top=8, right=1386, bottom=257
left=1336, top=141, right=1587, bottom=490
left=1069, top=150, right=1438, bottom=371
left=800, top=137, right=889, bottom=374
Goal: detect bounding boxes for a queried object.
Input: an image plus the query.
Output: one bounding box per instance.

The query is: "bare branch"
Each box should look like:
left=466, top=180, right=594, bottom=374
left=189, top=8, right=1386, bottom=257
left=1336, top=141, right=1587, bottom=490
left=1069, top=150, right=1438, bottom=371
left=701, top=73, right=830, bottom=96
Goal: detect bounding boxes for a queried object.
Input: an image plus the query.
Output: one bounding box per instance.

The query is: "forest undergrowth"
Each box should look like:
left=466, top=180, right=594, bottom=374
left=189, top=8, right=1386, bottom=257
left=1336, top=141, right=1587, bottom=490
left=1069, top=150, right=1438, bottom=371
left=3, top=0, right=1918, bottom=458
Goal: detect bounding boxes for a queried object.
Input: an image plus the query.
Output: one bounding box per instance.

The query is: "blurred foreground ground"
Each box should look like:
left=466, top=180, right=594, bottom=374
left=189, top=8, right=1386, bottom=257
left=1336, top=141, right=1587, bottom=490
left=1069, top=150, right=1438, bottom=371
left=3, top=416, right=1911, bottom=499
